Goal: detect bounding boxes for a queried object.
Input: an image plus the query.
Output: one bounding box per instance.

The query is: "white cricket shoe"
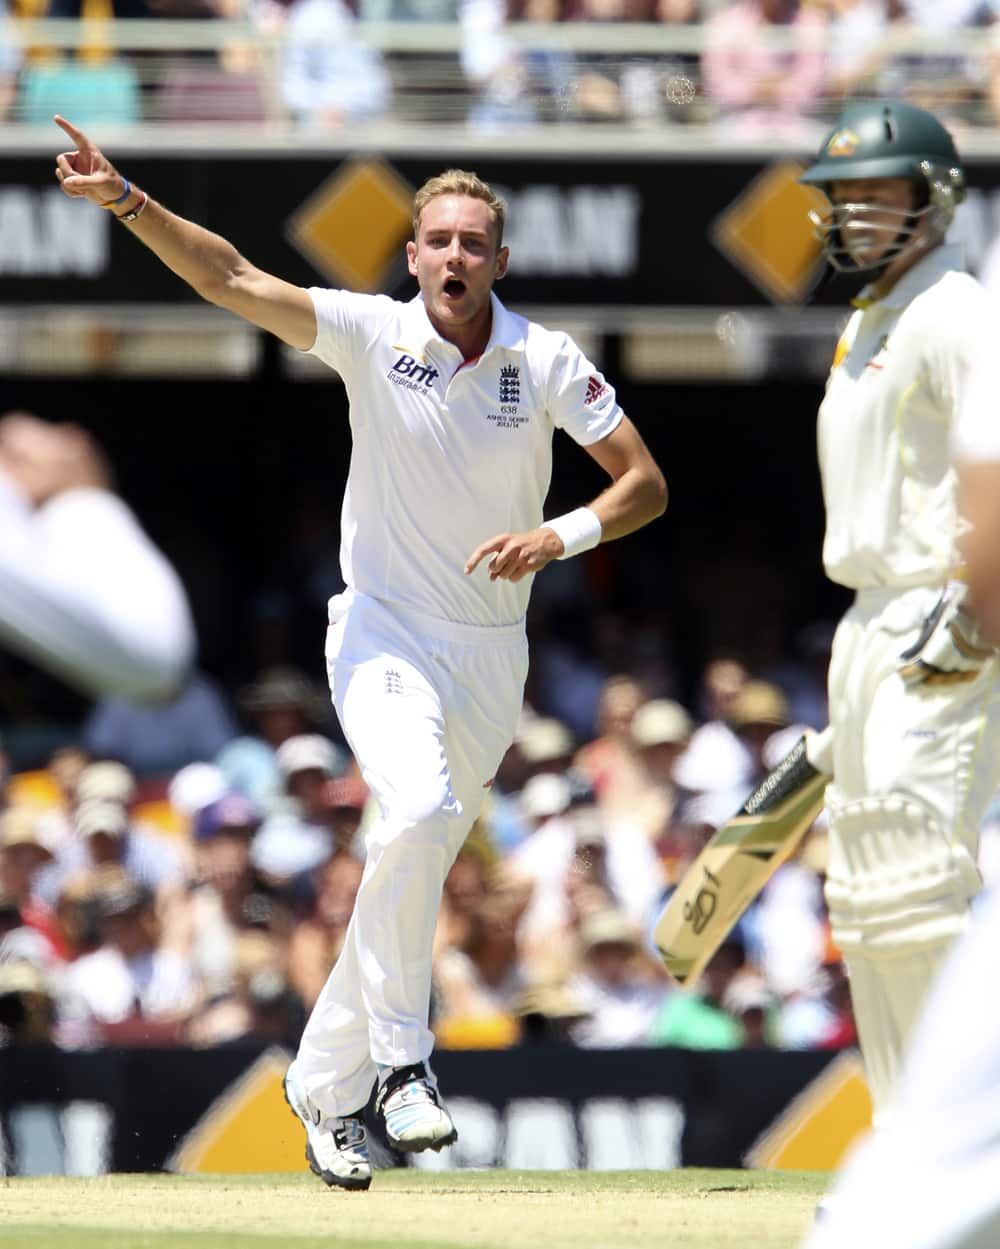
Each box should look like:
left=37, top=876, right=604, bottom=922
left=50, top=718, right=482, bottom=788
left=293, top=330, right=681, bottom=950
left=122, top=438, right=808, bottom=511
left=283, top=1064, right=372, bottom=1191
left=375, top=1062, right=458, bottom=1153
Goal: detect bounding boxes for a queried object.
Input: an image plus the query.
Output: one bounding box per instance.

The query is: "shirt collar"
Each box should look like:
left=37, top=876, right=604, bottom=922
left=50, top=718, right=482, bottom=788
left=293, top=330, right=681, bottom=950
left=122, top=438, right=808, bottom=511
left=403, top=290, right=525, bottom=356
left=853, top=243, right=965, bottom=312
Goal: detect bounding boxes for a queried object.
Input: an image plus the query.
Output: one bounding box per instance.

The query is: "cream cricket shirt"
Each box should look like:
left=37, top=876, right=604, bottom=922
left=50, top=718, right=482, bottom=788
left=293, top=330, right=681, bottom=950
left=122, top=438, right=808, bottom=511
left=307, top=288, right=623, bottom=628
left=954, top=320, right=1000, bottom=463
left=819, top=245, right=992, bottom=591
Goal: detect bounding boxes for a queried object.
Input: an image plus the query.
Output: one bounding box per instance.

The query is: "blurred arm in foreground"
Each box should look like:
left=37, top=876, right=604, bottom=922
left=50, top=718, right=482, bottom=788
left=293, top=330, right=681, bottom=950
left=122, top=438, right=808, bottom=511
left=0, top=412, right=195, bottom=701
left=957, top=337, right=1000, bottom=644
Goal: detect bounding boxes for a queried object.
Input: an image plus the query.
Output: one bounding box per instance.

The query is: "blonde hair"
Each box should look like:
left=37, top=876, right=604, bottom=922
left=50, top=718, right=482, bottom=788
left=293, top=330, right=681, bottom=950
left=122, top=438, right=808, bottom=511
left=412, top=169, right=507, bottom=247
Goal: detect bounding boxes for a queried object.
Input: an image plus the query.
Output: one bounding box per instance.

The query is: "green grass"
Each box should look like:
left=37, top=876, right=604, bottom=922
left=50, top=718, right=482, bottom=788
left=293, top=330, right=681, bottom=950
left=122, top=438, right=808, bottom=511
left=0, top=1169, right=830, bottom=1249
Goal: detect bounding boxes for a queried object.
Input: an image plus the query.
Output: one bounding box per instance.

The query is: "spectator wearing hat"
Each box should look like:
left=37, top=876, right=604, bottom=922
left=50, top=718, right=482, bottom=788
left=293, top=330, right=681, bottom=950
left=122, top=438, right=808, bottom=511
left=47, top=795, right=186, bottom=913
left=482, top=714, right=575, bottom=854
left=0, top=807, right=65, bottom=961
left=61, top=870, right=198, bottom=1042
left=35, top=758, right=180, bottom=887
left=721, top=973, right=776, bottom=1049
left=31, top=755, right=132, bottom=871
left=516, top=716, right=576, bottom=778
left=626, top=697, right=695, bottom=845
left=631, top=698, right=693, bottom=787
left=566, top=908, right=667, bottom=1048
left=216, top=667, right=333, bottom=811
left=74, top=760, right=136, bottom=808
left=323, top=775, right=369, bottom=856
left=672, top=659, right=755, bottom=797
left=573, top=676, right=649, bottom=824
left=186, top=791, right=291, bottom=999
left=729, top=680, right=790, bottom=787
left=167, top=762, right=231, bottom=838
left=251, top=734, right=351, bottom=882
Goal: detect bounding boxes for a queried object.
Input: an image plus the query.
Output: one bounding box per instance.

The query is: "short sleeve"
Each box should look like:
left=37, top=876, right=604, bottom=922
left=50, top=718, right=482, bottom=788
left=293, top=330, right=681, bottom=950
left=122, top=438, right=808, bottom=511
left=926, top=275, right=994, bottom=417
left=542, top=331, right=624, bottom=447
left=306, top=288, right=395, bottom=376
left=955, top=328, right=1000, bottom=462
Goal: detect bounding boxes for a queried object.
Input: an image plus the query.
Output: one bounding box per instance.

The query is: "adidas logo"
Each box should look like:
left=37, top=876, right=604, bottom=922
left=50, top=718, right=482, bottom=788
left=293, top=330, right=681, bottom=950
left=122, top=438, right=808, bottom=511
left=584, top=375, right=608, bottom=406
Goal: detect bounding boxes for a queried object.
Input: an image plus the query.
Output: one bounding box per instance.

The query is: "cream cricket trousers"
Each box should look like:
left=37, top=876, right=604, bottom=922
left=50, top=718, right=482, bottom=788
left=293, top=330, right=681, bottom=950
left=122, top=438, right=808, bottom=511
left=825, top=585, right=1000, bottom=1113
left=294, top=590, right=528, bottom=1119
left=801, top=884, right=1000, bottom=1249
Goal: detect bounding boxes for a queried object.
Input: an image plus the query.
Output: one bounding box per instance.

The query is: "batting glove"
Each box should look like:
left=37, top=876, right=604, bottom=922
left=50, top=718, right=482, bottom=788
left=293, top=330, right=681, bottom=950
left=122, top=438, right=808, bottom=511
left=898, top=582, right=997, bottom=687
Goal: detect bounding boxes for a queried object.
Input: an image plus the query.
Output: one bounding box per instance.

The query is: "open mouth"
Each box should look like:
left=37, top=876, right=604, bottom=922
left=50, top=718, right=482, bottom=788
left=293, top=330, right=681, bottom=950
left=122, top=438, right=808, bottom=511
left=444, top=277, right=467, bottom=298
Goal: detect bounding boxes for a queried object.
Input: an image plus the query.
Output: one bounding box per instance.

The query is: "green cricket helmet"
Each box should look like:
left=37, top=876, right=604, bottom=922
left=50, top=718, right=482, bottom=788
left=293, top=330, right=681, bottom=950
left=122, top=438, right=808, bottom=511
left=800, top=100, right=965, bottom=274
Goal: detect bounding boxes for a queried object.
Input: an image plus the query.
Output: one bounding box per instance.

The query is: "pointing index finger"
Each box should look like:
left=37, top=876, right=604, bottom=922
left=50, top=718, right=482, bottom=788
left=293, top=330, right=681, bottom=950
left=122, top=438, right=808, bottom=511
left=464, top=536, right=504, bottom=575
left=54, top=114, right=93, bottom=152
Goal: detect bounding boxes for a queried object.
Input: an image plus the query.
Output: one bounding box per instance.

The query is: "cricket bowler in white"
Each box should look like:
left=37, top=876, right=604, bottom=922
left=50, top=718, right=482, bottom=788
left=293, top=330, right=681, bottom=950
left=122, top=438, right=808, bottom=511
left=799, top=339, right=1000, bottom=1249
left=52, top=121, right=666, bottom=1189
left=799, top=100, right=1000, bottom=1120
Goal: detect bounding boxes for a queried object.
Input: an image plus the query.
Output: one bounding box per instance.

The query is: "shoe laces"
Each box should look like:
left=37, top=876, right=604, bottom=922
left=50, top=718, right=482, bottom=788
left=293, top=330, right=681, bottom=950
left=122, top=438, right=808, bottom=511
left=389, top=1075, right=436, bottom=1109
left=332, top=1115, right=367, bottom=1151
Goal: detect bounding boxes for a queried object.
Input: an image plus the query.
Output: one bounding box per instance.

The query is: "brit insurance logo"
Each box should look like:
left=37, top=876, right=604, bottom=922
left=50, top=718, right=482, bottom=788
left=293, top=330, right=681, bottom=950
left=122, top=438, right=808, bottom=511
left=388, top=349, right=439, bottom=393
left=488, top=364, right=527, bottom=430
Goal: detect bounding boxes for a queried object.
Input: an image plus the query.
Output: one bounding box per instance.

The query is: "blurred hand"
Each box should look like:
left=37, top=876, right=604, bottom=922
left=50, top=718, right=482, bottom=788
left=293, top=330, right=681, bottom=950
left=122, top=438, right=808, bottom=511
left=898, top=582, right=998, bottom=687
left=0, top=413, right=111, bottom=506
left=53, top=114, right=127, bottom=208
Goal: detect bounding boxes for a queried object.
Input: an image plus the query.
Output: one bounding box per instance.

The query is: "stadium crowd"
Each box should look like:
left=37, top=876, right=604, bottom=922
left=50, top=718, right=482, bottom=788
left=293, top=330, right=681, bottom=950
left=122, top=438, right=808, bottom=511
left=2, top=649, right=888, bottom=1056
left=3, top=0, right=1000, bottom=129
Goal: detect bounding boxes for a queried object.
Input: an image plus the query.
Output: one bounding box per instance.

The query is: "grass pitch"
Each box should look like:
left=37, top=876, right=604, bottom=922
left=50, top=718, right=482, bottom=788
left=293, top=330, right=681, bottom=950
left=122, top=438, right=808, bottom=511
left=0, top=1169, right=827, bottom=1249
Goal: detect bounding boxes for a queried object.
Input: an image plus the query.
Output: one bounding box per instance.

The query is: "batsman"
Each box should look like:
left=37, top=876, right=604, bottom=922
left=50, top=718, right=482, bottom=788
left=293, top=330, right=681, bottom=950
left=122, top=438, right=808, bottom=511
left=799, top=100, right=1000, bottom=1117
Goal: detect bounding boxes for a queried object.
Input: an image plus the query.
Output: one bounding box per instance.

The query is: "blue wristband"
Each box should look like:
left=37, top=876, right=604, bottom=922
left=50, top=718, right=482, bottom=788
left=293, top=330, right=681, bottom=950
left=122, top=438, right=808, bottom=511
left=112, top=178, right=131, bottom=207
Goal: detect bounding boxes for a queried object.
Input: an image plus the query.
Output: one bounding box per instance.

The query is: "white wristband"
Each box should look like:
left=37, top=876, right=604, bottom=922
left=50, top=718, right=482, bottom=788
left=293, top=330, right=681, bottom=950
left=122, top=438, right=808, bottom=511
left=545, top=507, right=602, bottom=560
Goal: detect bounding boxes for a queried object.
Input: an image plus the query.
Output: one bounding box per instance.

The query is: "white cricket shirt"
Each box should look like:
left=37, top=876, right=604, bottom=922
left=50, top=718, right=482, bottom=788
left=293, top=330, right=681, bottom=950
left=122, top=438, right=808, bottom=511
left=307, top=288, right=624, bottom=628
left=818, top=244, right=994, bottom=591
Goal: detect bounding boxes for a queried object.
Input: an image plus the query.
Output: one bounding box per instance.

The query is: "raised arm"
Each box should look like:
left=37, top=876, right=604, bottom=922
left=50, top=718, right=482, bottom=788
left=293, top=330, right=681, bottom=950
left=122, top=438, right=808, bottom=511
left=53, top=115, right=317, bottom=352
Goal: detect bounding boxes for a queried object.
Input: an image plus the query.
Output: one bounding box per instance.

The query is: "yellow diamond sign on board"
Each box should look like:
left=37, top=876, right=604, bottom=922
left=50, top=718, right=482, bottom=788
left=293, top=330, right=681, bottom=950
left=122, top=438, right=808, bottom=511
left=288, top=158, right=414, bottom=293
left=744, top=1049, right=873, bottom=1171
left=712, top=160, right=829, bottom=305
left=169, top=1047, right=309, bottom=1174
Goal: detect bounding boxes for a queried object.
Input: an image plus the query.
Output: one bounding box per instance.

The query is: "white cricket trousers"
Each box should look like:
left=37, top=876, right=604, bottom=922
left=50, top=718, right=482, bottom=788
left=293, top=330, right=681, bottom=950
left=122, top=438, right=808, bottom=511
left=825, top=585, right=1000, bottom=1113
left=294, top=590, right=528, bottom=1119
left=800, top=885, right=1000, bottom=1249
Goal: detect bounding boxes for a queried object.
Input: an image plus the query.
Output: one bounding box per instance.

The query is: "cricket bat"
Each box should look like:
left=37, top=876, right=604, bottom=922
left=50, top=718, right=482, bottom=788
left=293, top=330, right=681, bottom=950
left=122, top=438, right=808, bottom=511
left=654, top=730, right=831, bottom=986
